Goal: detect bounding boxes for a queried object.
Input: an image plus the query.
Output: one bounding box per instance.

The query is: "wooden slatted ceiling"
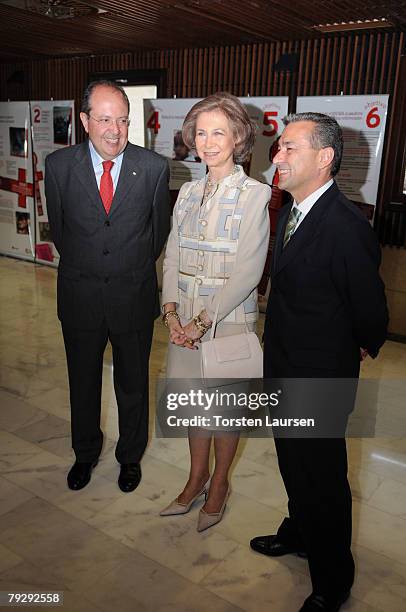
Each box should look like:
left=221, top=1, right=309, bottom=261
left=0, top=0, right=405, bottom=61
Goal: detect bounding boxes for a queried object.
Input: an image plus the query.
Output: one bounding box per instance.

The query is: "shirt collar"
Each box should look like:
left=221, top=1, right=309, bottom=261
left=293, top=179, right=334, bottom=215
left=88, top=140, right=122, bottom=167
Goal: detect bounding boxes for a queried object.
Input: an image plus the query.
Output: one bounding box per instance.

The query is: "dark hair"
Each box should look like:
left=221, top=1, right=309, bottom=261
left=173, top=130, right=185, bottom=147
left=182, top=92, right=256, bottom=163
left=283, top=112, right=343, bottom=176
left=81, top=80, right=130, bottom=115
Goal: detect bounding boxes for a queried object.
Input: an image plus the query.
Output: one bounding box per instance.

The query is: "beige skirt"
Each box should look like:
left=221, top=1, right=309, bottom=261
left=164, top=321, right=257, bottom=432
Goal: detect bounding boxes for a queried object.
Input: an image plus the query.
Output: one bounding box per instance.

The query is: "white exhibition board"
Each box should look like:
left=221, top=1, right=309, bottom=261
left=245, top=96, right=289, bottom=185
left=297, top=95, right=389, bottom=206
left=31, top=100, right=75, bottom=266
left=124, top=84, right=157, bottom=148
left=144, top=98, right=206, bottom=189
left=144, top=97, right=288, bottom=189
left=0, top=102, right=35, bottom=261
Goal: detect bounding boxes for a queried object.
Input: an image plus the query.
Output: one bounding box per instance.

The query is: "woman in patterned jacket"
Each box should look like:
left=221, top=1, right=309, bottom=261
left=160, top=92, right=271, bottom=531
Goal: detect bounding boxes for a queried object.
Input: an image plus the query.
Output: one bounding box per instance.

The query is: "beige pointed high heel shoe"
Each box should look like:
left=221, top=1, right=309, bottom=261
left=197, top=486, right=231, bottom=532
left=159, top=478, right=210, bottom=516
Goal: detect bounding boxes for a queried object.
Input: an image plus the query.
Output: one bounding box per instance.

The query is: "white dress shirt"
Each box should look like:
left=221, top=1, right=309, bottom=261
left=290, top=179, right=334, bottom=233
left=89, top=140, right=124, bottom=193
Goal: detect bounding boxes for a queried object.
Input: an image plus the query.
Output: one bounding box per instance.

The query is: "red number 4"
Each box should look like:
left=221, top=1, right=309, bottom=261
left=147, top=111, right=161, bottom=134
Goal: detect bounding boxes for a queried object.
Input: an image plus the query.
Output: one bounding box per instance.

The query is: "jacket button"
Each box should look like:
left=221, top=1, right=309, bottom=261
left=199, top=235, right=205, bottom=241
left=103, top=249, right=109, bottom=255
left=198, top=265, right=203, bottom=271
left=199, top=251, right=204, bottom=257
left=196, top=278, right=202, bottom=285
left=104, top=277, right=109, bottom=284
left=104, top=220, right=110, bottom=227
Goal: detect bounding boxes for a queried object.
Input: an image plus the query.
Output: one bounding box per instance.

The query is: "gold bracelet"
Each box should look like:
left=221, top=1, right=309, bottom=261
left=163, top=311, right=180, bottom=327
left=193, top=314, right=211, bottom=334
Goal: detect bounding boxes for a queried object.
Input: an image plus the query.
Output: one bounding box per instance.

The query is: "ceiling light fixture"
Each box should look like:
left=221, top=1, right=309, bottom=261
left=0, top=0, right=108, bottom=20
left=313, top=18, right=393, bottom=33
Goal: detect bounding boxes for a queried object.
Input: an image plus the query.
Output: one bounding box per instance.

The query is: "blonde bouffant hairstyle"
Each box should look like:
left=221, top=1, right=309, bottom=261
left=182, top=92, right=256, bottom=163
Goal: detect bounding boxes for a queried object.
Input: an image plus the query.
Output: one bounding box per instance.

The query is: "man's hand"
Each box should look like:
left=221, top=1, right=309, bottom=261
left=360, top=347, right=369, bottom=361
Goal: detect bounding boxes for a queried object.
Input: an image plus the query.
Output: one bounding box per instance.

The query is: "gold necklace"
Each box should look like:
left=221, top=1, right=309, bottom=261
left=207, top=164, right=238, bottom=189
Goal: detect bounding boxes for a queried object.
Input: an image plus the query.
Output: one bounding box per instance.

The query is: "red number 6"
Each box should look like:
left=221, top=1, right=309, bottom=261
left=366, top=107, right=380, bottom=128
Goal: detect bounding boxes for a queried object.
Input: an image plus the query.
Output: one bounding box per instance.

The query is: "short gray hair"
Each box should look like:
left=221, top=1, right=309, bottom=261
left=283, top=112, right=343, bottom=177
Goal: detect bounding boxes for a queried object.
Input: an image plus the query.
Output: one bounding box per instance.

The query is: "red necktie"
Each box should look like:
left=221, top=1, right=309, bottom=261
left=100, top=160, right=114, bottom=214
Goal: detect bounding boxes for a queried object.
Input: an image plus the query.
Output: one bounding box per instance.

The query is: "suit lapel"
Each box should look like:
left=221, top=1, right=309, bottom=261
left=272, top=201, right=290, bottom=276
left=110, top=145, right=143, bottom=214
left=72, top=142, right=143, bottom=216
left=274, top=182, right=338, bottom=276
left=72, top=142, right=100, bottom=205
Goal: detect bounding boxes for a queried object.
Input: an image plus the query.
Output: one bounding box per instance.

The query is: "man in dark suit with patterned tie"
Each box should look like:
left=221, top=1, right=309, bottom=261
left=45, top=81, right=170, bottom=493
left=250, top=113, right=388, bottom=611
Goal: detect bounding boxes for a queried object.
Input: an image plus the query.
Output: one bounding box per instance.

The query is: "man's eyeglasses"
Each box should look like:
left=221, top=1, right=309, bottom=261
left=88, top=115, right=131, bottom=127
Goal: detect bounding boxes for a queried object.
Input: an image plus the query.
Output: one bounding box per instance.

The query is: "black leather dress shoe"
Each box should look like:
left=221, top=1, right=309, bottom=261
left=250, top=534, right=307, bottom=558
left=67, top=461, right=97, bottom=491
left=118, top=463, right=142, bottom=492
left=299, top=591, right=351, bottom=612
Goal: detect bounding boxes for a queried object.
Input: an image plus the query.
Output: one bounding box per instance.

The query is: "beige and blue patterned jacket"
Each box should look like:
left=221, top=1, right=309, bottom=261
left=162, top=165, right=271, bottom=325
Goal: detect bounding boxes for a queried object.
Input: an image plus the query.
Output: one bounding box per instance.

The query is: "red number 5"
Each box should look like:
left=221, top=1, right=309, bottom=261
left=262, top=111, right=278, bottom=137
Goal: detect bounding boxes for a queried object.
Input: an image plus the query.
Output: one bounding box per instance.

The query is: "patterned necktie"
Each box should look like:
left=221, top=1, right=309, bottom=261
left=100, top=160, right=114, bottom=214
left=283, top=206, right=302, bottom=248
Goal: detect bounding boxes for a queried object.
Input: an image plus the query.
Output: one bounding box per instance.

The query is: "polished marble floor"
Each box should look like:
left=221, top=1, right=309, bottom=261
left=1, top=256, right=406, bottom=612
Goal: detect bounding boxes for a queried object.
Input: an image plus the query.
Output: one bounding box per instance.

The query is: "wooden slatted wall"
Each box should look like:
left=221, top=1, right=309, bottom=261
left=0, top=31, right=404, bottom=220
left=1, top=32, right=402, bottom=105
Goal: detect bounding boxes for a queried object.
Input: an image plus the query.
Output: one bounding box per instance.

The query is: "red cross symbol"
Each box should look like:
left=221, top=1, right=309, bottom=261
left=33, top=154, right=44, bottom=215
left=0, top=168, right=34, bottom=208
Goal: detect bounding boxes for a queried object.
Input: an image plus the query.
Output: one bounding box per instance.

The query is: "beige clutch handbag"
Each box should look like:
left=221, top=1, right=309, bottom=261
left=200, top=305, right=263, bottom=385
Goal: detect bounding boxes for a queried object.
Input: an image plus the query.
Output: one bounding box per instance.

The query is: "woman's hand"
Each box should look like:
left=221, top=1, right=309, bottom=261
left=181, top=320, right=204, bottom=350
left=167, top=316, right=187, bottom=346
left=163, top=305, right=205, bottom=350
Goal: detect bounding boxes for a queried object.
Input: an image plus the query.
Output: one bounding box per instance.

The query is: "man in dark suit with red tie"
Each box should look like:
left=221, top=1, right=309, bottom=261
left=45, top=81, right=170, bottom=493
left=250, top=113, right=388, bottom=611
